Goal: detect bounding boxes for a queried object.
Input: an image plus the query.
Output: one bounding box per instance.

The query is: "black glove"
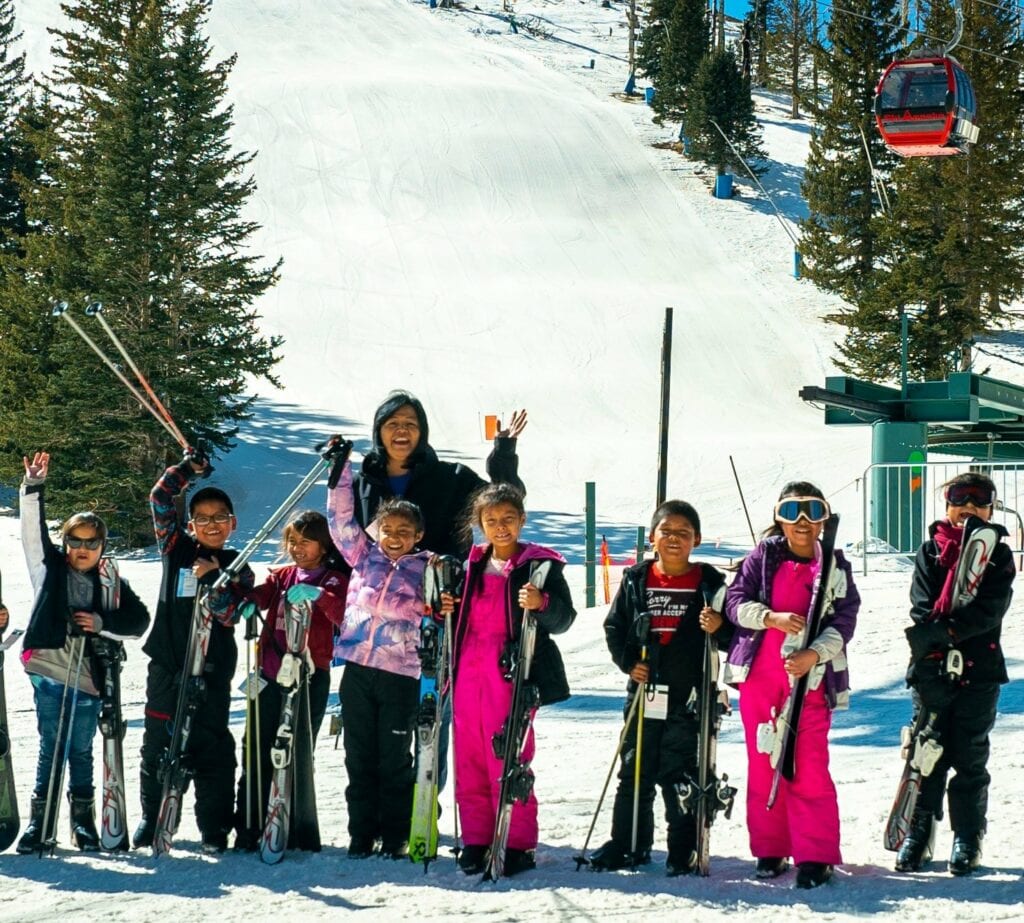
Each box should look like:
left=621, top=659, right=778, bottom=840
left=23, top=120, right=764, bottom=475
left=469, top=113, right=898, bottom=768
left=912, top=656, right=958, bottom=712
left=184, top=444, right=213, bottom=478
left=318, top=435, right=353, bottom=489
left=906, top=620, right=953, bottom=663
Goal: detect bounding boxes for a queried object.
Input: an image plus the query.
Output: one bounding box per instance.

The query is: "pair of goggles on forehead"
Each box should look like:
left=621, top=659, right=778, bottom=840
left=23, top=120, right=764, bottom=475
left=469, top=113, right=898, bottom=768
left=945, top=484, right=994, bottom=508
left=774, top=497, right=831, bottom=524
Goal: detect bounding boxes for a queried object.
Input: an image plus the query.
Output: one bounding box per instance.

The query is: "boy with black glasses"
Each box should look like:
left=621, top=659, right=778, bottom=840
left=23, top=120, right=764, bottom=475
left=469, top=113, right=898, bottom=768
left=17, top=451, right=149, bottom=854
left=897, top=472, right=1015, bottom=876
left=135, top=452, right=253, bottom=853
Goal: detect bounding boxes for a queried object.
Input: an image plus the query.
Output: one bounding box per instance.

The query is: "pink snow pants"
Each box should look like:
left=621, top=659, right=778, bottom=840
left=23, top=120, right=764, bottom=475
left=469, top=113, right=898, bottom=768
left=739, top=626, right=842, bottom=865
left=453, top=572, right=538, bottom=850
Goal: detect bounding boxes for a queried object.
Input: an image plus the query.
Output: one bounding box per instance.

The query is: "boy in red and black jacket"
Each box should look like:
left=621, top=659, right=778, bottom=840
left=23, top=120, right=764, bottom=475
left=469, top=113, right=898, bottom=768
left=592, top=500, right=732, bottom=876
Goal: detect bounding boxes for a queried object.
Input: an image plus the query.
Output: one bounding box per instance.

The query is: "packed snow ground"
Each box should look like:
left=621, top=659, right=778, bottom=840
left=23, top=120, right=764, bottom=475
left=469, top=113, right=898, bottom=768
left=3, top=0, right=1024, bottom=919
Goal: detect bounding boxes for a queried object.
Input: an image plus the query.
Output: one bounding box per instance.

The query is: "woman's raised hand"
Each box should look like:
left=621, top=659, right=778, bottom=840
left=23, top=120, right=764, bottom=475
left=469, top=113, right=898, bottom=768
left=498, top=409, right=528, bottom=439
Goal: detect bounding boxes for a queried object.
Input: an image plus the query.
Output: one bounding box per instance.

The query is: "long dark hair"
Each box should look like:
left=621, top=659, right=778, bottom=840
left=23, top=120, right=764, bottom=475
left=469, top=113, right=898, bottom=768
left=282, top=510, right=349, bottom=574
left=459, top=482, right=526, bottom=548
left=362, top=390, right=432, bottom=477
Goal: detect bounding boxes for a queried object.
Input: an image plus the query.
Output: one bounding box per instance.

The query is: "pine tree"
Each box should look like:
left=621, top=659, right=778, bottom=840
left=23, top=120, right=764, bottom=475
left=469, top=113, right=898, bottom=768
left=0, top=0, right=281, bottom=543
left=650, top=0, right=708, bottom=124
left=829, top=0, right=1024, bottom=383
left=637, top=0, right=679, bottom=83
left=799, top=0, right=902, bottom=304
left=682, top=49, right=768, bottom=176
left=0, top=0, right=32, bottom=254
left=765, top=0, right=814, bottom=117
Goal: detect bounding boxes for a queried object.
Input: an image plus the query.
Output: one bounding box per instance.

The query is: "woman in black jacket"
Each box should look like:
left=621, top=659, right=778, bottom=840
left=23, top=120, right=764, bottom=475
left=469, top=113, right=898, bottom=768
left=351, top=391, right=526, bottom=558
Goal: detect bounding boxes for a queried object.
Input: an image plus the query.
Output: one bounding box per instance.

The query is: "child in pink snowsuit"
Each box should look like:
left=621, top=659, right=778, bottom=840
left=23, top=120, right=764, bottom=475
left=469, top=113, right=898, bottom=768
left=447, top=484, right=575, bottom=877
left=724, top=481, right=859, bottom=890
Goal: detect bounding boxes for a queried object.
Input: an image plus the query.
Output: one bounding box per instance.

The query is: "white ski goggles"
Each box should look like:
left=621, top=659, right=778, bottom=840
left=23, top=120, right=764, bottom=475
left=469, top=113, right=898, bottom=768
left=774, top=497, right=831, bottom=524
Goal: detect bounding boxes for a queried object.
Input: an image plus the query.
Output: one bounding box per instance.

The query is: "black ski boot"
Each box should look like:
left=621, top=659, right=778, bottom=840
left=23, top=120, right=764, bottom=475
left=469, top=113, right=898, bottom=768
left=895, top=811, right=935, bottom=872
left=68, top=794, right=101, bottom=852
left=795, top=862, right=834, bottom=889
left=949, top=831, right=983, bottom=876
left=16, top=796, right=47, bottom=855
left=132, top=814, right=156, bottom=849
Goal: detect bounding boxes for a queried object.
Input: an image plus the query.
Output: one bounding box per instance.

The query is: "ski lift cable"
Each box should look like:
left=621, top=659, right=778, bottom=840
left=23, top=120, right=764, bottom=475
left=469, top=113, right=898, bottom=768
left=814, top=0, right=1024, bottom=68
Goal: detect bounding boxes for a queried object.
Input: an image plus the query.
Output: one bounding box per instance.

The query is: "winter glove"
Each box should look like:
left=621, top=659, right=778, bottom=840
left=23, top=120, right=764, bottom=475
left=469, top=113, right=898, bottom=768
left=318, top=435, right=353, bottom=489
left=912, top=655, right=959, bottom=712
left=286, top=584, right=325, bottom=607
left=906, top=620, right=953, bottom=663
left=184, top=444, right=214, bottom=478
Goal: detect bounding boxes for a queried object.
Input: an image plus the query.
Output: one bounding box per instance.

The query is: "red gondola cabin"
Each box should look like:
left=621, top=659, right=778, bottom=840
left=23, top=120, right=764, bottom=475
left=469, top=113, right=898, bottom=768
left=874, top=56, right=979, bottom=157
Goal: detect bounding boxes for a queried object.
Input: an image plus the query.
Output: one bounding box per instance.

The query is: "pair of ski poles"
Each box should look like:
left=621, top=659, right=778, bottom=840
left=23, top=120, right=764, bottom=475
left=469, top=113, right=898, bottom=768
left=574, top=618, right=651, bottom=869
left=53, top=301, right=192, bottom=454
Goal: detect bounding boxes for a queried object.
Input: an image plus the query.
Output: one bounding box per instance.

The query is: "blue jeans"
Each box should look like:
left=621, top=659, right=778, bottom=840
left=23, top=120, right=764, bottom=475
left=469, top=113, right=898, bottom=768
left=32, top=675, right=102, bottom=799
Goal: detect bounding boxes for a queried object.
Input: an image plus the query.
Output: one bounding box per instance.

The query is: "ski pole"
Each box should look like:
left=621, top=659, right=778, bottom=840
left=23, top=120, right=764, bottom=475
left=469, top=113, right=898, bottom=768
left=209, top=440, right=349, bottom=592
left=84, top=302, right=189, bottom=448
left=729, top=455, right=757, bottom=546
left=39, top=635, right=86, bottom=855
left=629, top=645, right=647, bottom=864
left=573, top=689, right=642, bottom=869
left=52, top=302, right=188, bottom=449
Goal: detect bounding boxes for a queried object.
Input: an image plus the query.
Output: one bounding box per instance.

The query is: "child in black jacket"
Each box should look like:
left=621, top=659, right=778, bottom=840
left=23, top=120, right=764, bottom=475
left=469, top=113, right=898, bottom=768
left=135, top=453, right=253, bottom=853
left=896, top=472, right=1015, bottom=876
left=17, top=451, right=150, bottom=854
left=591, top=500, right=732, bottom=876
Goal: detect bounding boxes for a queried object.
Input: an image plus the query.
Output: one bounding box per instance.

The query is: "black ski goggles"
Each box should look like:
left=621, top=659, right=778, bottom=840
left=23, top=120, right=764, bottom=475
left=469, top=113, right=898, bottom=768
left=65, top=536, right=103, bottom=550
left=774, top=497, right=831, bottom=524
left=944, top=484, right=994, bottom=508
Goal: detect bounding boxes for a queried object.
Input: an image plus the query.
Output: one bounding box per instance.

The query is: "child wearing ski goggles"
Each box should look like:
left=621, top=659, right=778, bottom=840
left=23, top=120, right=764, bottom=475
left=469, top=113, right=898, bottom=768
left=724, top=481, right=859, bottom=891
left=943, top=484, right=994, bottom=508
left=897, top=471, right=1014, bottom=876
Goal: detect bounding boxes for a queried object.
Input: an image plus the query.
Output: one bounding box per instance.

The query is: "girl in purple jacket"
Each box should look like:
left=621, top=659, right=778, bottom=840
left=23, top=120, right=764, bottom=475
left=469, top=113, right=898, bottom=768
left=328, top=455, right=432, bottom=860
left=724, top=481, right=859, bottom=890
left=446, top=484, right=575, bottom=877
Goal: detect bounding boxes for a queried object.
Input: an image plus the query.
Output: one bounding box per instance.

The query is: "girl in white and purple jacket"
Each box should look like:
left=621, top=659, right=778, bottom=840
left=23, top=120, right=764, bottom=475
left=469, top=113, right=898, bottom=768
left=327, top=455, right=431, bottom=860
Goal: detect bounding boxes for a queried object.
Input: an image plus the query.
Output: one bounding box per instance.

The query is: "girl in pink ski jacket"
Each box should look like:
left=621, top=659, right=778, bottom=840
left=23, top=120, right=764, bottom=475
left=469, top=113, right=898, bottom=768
left=446, top=483, right=575, bottom=877
left=327, top=455, right=432, bottom=859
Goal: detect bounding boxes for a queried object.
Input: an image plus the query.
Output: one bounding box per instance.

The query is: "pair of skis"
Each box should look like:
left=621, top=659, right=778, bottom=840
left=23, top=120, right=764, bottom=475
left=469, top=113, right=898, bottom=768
left=409, top=555, right=465, bottom=868
left=151, top=439, right=349, bottom=856
left=678, top=626, right=736, bottom=876
left=260, top=590, right=320, bottom=864
left=482, top=560, right=553, bottom=882
left=883, top=515, right=1000, bottom=853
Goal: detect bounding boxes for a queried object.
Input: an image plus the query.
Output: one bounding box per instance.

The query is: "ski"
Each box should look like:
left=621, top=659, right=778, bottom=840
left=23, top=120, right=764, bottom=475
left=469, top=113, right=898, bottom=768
left=766, top=513, right=840, bottom=809
left=883, top=514, right=999, bottom=852
left=94, top=637, right=129, bottom=852
left=409, top=555, right=465, bottom=869
left=151, top=438, right=350, bottom=856
left=153, top=589, right=215, bottom=856
left=260, top=591, right=318, bottom=864
left=678, top=625, right=736, bottom=876
left=482, top=560, right=552, bottom=882
left=0, top=567, right=22, bottom=852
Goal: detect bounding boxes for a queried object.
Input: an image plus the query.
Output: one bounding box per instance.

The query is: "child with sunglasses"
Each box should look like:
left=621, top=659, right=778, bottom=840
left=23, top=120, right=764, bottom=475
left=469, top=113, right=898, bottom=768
left=724, top=481, right=859, bottom=889
left=895, top=472, right=1015, bottom=876
left=135, top=451, right=254, bottom=853
left=17, top=451, right=150, bottom=854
